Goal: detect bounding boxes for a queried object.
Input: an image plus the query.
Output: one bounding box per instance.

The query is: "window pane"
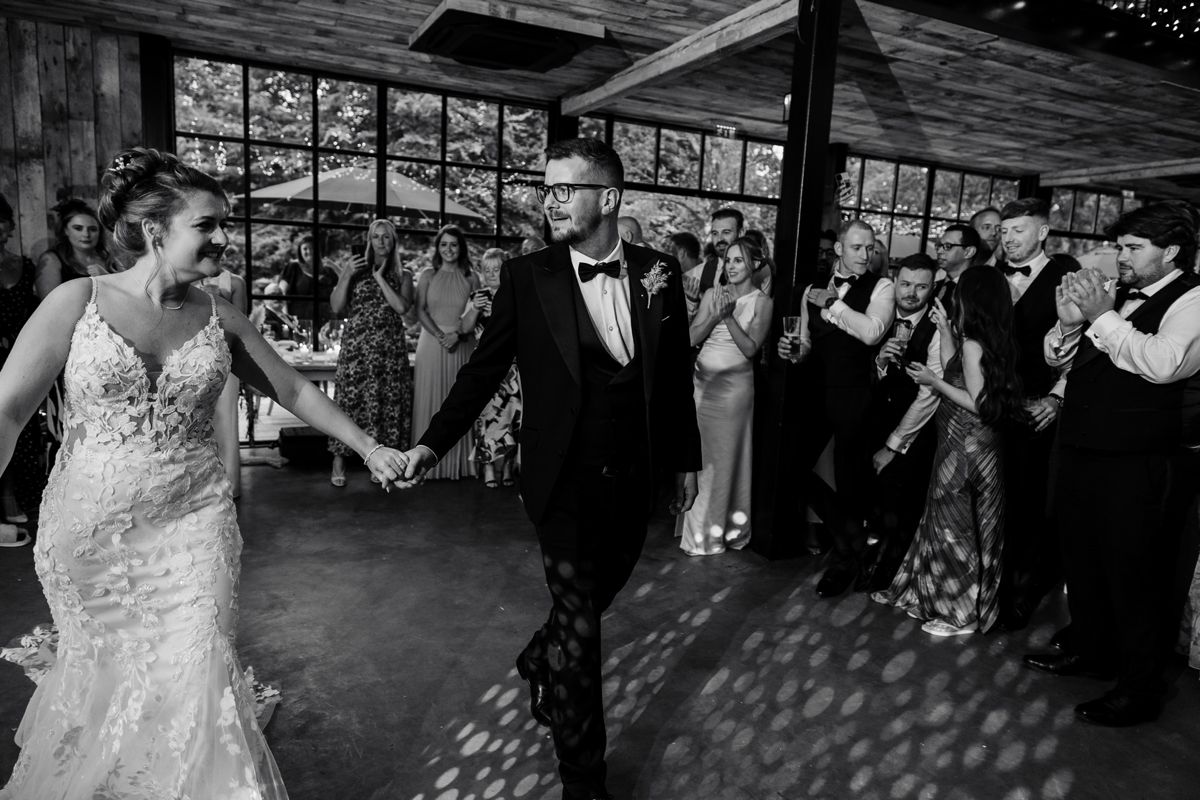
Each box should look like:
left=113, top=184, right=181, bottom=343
left=320, top=226, right=369, bottom=276
left=1122, top=197, right=1142, bottom=213
left=701, top=136, right=740, bottom=193
left=392, top=232, right=436, bottom=276
left=177, top=137, right=244, bottom=209
left=660, top=129, right=701, bottom=189
left=445, top=166, right=497, bottom=234
left=890, top=215, right=925, bottom=259
left=447, top=97, right=499, bottom=165
left=502, top=105, right=548, bottom=171
left=174, top=57, right=242, bottom=137
left=249, top=68, right=312, bottom=145
left=861, top=160, right=895, bottom=212
left=501, top=172, right=544, bottom=238
left=620, top=189, right=777, bottom=255
left=1072, top=192, right=1099, bottom=233
left=248, top=146, right=314, bottom=221
left=744, top=142, right=782, bottom=199
left=248, top=222, right=309, bottom=284
left=317, top=79, right=376, bottom=153
left=612, top=122, right=656, bottom=183
left=927, top=219, right=950, bottom=252
left=840, top=157, right=863, bottom=210
left=387, top=89, right=441, bottom=159
left=1050, top=189, right=1073, bottom=230
left=895, top=164, right=928, bottom=217
left=960, top=174, right=991, bottom=216
left=386, top=160, right=443, bottom=231
left=579, top=116, right=606, bottom=142
left=991, top=178, right=1019, bottom=210
left=314, top=153, right=375, bottom=226
left=1097, top=195, right=1122, bottom=233
left=931, top=170, right=961, bottom=220
left=220, top=224, right=247, bottom=279
left=860, top=212, right=892, bottom=253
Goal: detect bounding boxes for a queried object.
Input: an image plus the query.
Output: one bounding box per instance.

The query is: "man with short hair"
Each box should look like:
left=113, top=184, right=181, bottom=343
left=683, top=208, right=743, bottom=314
left=817, top=228, right=838, bottom=281
left=777, top=219, right=896, bottom=597
left=933, top=223, right=981, bottom=317
left=970, top=206, right=1003, bottom=266
left=1025, top=201, right=1200, bottom=726
left=996, top=197, right=1080, bottom=631
left=860, top=253, right=942, bottom=591
left=400, top=137, right=700, bottom=799
left=668, top=231, right=701, bottom=272
left=617, top=215, right=644, bottom=245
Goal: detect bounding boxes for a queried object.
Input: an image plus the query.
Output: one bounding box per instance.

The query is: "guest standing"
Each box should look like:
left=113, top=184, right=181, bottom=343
left=873, top=267, right=1023, bottom=636
left=411, top=225, right=480, bottom=479
left=328, top=219, right=415, bottom=486
left=463, top=247, right=521, bottom=488
left=279, top=231, right=336, bottom=324
left=34, top=199, right=114, bottom=298
left=677, top=237, right=772, bottom=555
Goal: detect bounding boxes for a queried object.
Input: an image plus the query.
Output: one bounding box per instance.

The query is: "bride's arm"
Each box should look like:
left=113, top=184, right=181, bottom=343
left=0, top=280, right=91, bottom=472
left=218, top=299, right=408, bottom=483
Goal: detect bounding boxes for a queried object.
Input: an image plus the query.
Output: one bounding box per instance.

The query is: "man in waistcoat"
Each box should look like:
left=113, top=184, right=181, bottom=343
left=996, top=198, right=1080, bottom=631
left=1024, top=201, right=1200, bottom=726
left=777, top=219, right=895, bottom=597
left=859, top=254, right=943, bottom=591
left=398, top=138, right=701, bottom=798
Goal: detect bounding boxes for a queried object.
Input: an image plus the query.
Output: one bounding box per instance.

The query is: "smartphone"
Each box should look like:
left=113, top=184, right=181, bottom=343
left=350, top=244, right=366, bottom=260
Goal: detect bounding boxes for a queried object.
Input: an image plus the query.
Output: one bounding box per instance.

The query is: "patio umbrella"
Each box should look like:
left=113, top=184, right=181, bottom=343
left=248, top=166, right=485, bottom=221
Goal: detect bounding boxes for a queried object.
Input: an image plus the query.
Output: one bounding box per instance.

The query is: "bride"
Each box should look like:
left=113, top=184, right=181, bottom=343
left=0, top=148, right=410, bottom=799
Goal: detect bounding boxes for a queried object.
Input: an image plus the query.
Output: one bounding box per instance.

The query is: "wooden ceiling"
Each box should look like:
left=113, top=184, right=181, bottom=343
left=5, top=0, right=1200, bottom=201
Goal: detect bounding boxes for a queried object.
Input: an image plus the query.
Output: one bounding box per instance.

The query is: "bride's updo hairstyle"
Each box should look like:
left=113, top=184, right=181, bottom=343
left=98, top=147, right=227, bottom=267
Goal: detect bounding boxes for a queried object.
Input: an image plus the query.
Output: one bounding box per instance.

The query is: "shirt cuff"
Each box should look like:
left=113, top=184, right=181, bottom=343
left=1086, top=310, right=1125, bottom=345
left=414, top=444, right=440, bottom=466
left=886, top=434, right=910, bottom=454
left=828, top=299, right=849, bottom=317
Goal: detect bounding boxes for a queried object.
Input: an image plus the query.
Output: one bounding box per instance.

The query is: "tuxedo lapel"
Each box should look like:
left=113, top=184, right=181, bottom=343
left=626, top=245, right=663, bottom=404
left=532, top=245, right=581, bottom=386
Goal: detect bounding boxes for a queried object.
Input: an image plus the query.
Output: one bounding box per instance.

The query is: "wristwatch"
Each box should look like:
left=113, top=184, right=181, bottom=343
left=1047, top=393, right=1064, bottom=407
left=823, top=295, right=837, bottom=310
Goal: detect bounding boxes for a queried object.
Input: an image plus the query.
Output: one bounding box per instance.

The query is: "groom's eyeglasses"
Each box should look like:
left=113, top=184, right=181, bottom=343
left=535, top=183, right=613, bottom=204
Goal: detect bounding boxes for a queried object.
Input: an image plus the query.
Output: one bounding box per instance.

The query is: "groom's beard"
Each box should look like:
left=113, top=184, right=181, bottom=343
left=549, top=211, right=602, bottom=246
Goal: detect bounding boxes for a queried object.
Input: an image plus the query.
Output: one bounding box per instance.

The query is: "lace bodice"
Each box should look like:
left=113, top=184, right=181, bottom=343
left=62, top=279, right=232, bottom=451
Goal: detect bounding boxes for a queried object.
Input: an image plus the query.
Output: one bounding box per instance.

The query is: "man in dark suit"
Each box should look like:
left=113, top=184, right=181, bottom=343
left=995, top=198, right=1080, bottom=630
left=1025, top=201, right=1200, bottom=726
left=932, top=223, right=982, bottom=318
left=399, top=138, right=700, bottom=800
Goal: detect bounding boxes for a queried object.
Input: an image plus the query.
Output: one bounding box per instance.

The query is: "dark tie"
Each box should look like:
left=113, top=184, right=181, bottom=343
left=1121, top=289, right=1151, bottom=306
left=833, top=274, right=857, bottom=289
left=577, top=261, right=621, bottom=282
left=1000, top=264, right=1031, bottom=277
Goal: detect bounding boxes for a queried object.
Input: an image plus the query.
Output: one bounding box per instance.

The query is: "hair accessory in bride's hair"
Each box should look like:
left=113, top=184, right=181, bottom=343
left=108, top=155, right=133, bottom=174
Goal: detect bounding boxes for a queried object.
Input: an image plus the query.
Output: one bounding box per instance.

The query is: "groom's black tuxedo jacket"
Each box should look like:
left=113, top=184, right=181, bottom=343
left=417, top=241, right=701, bottom=524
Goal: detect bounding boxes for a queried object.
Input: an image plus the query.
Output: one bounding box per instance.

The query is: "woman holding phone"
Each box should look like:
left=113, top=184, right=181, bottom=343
left=327, top=219, right=415, bottom=486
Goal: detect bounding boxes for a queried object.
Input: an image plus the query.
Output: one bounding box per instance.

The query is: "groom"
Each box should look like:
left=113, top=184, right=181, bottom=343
left=399, top=137, right=700, bottom=800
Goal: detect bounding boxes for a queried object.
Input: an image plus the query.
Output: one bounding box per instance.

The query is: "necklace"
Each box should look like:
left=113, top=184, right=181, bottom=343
left=159, top=289, right=188, bottom=310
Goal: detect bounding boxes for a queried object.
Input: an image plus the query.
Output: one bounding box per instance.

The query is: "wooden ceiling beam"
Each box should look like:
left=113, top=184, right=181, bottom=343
left=1042, top=158, right=1200, bottom=186
left=560, top=0, right=796, bottom=117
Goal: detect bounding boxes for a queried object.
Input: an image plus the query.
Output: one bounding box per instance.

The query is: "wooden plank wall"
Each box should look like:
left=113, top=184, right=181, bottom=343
left=0, top=15, right=142, bottom=261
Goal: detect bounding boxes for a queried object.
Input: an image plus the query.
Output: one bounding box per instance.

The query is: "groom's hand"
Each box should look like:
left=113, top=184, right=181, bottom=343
left=669, top=471, right=698, bottom=515
left=394, top=445, right=437, bottom=488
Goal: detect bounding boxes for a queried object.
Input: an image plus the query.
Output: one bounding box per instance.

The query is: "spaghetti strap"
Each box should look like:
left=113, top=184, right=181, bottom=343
left=207, top=287, right=218, bottom=319
left=88, top=276, right=98, bottom=304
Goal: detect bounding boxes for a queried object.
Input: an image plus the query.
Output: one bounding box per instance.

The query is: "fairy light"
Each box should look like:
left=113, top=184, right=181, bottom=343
left=1096, top=1, right=1200, bottom=39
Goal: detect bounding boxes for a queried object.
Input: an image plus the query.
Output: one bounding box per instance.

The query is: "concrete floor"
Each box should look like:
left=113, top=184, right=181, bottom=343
left=2, top=460, right=1199, bottom=800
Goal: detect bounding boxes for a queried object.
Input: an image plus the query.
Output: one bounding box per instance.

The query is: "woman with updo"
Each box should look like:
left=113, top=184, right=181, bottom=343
left=411, top=224, right=480, bottom=479
left=34, top=198, right=115, bottom=299
left=0, top=147, right=411, bottom=798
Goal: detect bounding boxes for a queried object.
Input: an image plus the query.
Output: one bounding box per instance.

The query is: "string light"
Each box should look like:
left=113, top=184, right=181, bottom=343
left=1097, top=1, right=1200, bottom=39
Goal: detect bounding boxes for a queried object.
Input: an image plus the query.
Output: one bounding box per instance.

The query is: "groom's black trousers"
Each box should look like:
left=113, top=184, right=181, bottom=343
left=519, top=460, right=649, bottom=796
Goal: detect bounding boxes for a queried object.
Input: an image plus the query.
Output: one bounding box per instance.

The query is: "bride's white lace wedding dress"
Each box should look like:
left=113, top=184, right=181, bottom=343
left=1, top=279, right=287, bottom=799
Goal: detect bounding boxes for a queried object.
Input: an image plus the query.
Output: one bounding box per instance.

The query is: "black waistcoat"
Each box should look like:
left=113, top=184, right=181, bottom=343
left=1012, top=255, right=1074, bottom=396
left=872, top=310, right=939, bottom=436
left=569, top=279, right=647, bottom=467
left=1060, top=274, right=1196, bottom=453
left=808, top=272, right=882, bottom=388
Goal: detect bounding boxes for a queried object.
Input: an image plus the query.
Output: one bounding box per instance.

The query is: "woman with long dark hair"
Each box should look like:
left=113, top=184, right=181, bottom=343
left=872, top=266, right=1022, bottom=636
left=411, top=224, right=480, bottom=479
left=34, top=199, right=115, bottom=298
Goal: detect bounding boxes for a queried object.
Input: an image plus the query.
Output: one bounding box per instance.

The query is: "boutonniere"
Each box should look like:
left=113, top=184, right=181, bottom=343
left=640, top=261, right=669, bottom=309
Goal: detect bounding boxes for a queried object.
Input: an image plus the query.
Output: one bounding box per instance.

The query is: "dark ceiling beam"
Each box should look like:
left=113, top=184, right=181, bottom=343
left=560, top=0, right=797, bottom=117
left=1042, top=157, right=1200, bottom=185
left=862, top=0, right=1200, bottom=90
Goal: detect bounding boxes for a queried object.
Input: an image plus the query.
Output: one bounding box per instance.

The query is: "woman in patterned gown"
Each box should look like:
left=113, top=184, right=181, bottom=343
left=0, top=148, right=410, bottom=799
left=327, top=219, right=415, bottom=486
left=411, top=225, right=480, bottom=480
left=872, top=267, right=1023, bottom=637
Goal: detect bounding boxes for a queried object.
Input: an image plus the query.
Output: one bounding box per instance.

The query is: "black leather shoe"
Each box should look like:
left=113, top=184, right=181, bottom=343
left=1075, top=691, right=1160, bottom=727
left=1022, top=652, right=1115, bottom=681
left=816, top=564, right=856, bottom=598
left=515, top=658, right=552, bottom=727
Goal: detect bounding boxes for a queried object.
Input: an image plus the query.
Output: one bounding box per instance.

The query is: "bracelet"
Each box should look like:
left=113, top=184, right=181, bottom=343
left=1046, top=393, right=1064, bottom=407
left=363, top=444, right=385, bottom=463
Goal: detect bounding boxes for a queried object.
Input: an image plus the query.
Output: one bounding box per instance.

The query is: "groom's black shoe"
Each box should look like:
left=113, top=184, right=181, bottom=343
left=516, top=658, right=552, bottom=728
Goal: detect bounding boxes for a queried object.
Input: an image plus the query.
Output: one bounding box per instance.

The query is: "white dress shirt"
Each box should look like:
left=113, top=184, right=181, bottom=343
left=875, top=306, right=943, bottom=453
left=570, top=241, right=635, bottom=366
left=798, top=269, right=895, bottom=349
left=1005, top=250, right=1050, bottom=302
left=1045, top=268, right=1200, bottom=383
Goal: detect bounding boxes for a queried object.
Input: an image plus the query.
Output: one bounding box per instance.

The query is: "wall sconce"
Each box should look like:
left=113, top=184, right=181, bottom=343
left=783, top=92, right=791, bottom=123
left=714, top=122, right=739, bottom=138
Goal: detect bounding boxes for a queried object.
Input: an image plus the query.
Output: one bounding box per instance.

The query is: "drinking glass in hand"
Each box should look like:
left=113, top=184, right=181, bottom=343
left=893, top=320, right=913, bottom=344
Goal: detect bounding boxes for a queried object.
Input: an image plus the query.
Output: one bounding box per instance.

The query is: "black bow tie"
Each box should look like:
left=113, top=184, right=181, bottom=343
left=1122, top=289, right=1151, bottom=304
left=1001, top=264, right=1032, bottom=277
left=833, top=274, right=858, bottom=288
left=578, top=261, right=621, bottom=282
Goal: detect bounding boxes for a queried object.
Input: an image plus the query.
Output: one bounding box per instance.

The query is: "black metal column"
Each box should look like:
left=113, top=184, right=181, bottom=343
left=751, top=0, right=844, bottom=560
left=138, top=34, right=174, bottom=151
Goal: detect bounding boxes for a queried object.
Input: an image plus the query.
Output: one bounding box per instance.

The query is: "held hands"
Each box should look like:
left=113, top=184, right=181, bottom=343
left=438, top=331, right=459, bottom=353
left=364, top=445, right=410, bottom=492
left=393, top=446, right=438, bottom=489
left=669, top=472, right=698, bottom=515
left=1063, top=268, right=1114, bottom=323
left=1026, top=396, right=1060, bottom=432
